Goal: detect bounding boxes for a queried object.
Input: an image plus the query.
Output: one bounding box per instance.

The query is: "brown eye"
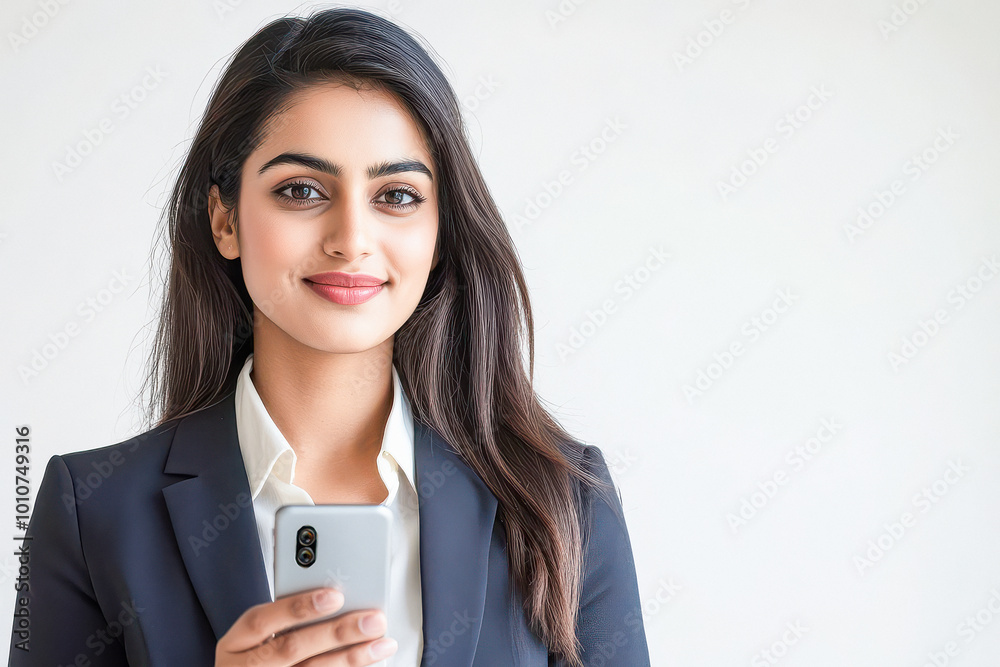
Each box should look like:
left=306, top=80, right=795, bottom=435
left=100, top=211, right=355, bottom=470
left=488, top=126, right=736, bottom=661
left=376, top=186, right=426, bottom=211
left=289, top=184, right=314, bottom=199
left=385, top=190, right=408, bottom=205
left=274, top=180, right=325, bottom=206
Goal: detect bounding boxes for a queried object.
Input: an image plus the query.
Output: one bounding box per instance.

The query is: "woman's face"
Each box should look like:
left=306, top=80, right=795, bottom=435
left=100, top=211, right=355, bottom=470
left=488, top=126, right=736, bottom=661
left=209, top=81, right=439, bottom=354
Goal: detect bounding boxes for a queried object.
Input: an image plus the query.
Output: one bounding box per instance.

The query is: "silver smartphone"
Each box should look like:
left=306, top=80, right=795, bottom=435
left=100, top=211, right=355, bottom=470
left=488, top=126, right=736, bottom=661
left=273, top=504, right=392, bottom=640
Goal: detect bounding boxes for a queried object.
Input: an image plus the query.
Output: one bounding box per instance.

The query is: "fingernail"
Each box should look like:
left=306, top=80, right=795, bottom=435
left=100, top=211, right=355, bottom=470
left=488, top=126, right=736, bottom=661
left=313, top=589, right=342, bottom=611
left=360, top=611, right=387, bottom=635
left=370, top=637, right=397, bottom=659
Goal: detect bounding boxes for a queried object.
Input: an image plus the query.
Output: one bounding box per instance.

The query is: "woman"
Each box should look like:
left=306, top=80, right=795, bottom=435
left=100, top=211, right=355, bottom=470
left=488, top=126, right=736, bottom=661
left=7, top=7, right=649, bottom=666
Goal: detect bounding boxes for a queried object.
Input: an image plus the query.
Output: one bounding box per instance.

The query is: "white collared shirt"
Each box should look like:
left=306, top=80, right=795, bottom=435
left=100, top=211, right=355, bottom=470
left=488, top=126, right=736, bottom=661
left=234, top=352, right=423, bottom=666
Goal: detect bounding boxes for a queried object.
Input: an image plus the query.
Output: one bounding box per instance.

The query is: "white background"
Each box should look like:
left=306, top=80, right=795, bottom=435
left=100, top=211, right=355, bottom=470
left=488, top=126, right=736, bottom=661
left=2, top=0, right=999, bottom=665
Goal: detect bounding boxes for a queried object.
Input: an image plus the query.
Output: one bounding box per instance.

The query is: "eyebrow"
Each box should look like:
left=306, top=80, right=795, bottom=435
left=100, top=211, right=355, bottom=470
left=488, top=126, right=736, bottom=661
left=257, top=152, right=433, bottom=182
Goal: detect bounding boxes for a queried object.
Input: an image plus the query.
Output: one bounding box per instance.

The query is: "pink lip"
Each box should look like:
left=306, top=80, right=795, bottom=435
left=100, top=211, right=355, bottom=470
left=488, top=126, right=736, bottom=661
left=303, top=272, right=386, bottom=306
left=305, top=272, right=386, bottom=287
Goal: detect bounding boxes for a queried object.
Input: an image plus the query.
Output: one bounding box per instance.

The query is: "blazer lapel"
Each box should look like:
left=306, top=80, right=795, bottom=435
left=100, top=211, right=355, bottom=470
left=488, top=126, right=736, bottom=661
left=161, top=390, right=272, bottom=640
left=412, top=419, right=498, bottom=666
left=161, top=389, right=498, bottom=666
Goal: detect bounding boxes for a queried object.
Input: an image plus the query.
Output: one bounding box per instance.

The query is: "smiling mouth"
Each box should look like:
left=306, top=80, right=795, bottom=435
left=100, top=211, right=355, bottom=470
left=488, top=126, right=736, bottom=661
left=304, top=279, right=384, bottom=305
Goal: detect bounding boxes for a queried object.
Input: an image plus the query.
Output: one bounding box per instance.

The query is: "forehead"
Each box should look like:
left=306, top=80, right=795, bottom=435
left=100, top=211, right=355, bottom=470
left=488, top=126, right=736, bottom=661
left=252, top=82, right=433, bottom=169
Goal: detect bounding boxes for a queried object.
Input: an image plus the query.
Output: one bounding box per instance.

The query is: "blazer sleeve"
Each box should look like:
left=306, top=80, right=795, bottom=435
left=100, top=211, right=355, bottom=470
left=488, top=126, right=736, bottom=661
left=7, top=454, right=130, bottom=666
left=571, top=445, right=651, bottom=666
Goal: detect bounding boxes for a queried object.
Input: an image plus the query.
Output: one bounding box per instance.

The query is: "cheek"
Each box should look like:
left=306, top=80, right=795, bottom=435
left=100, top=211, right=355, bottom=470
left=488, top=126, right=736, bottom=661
left=239, top=214, right=312, bottom=295
left=389, top=223, right=438, bottom=289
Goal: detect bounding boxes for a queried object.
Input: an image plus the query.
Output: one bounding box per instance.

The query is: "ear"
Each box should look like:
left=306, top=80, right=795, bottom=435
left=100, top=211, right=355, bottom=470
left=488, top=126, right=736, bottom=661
left=208, top=184, right=240, bottom=260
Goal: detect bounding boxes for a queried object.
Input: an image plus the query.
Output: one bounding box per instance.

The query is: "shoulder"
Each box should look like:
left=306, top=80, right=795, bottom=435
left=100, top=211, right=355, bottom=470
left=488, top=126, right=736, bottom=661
left=27, top=418, right=188, bottom=569
left=556, top=439, right=632, bottom=558
left=43, top=418, right=183, bottom=508
left=58, top=419, right=179, bottom=472
left=564, top=442, right=651, bottom=660
left=562, top=440, right=624, bottom=524
left=55, top=387, right=237, bottom=476
left=574, top=443, right=628, bottom=542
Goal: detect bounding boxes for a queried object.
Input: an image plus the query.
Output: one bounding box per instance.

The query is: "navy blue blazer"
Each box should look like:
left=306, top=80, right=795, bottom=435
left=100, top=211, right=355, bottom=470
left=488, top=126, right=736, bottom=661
left=7, top=389, right=650, bottom=665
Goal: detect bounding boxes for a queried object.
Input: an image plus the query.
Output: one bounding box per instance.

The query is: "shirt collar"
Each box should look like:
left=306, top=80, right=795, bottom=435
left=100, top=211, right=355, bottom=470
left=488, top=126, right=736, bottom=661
left=234, top=352, right=417, bottom=500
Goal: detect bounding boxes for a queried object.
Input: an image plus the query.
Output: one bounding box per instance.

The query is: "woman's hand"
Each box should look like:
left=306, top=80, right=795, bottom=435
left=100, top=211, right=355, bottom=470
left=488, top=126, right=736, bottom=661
left=215, top=587, right=398, bottom=666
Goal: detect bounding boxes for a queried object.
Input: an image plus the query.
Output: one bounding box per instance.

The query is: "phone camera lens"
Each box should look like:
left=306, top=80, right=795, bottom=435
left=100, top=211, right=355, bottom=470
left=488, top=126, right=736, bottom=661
left=297, top=526, right=316, bottom=546
left=296, top=547, right=315, bottom=566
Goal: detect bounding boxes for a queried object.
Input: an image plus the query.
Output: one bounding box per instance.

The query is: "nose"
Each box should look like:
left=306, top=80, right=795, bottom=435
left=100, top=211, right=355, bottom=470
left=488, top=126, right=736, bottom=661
left=320, top=188, right=376, bottom=262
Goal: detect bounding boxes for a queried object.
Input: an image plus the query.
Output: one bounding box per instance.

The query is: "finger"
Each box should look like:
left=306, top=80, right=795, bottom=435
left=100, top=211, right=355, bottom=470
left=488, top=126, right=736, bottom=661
left=295, top=637, right=399, bottom=667
left=256, top=609, right=389, bottom=667
left=219, top=587, right=344, bottom=654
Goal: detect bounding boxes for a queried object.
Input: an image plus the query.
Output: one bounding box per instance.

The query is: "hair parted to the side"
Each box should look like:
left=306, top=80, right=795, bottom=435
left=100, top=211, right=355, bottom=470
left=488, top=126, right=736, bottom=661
left=138, top=7, right=620, bottom=664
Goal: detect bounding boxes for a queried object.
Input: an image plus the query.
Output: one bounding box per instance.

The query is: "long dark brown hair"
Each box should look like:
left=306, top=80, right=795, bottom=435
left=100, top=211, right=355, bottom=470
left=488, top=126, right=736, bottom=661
left=139, top=7, right=618, bottom=664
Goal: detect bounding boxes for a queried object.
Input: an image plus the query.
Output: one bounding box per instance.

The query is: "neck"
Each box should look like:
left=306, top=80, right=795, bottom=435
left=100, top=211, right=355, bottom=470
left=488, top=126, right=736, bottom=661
left=248, top=317, right=395, bottom=469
